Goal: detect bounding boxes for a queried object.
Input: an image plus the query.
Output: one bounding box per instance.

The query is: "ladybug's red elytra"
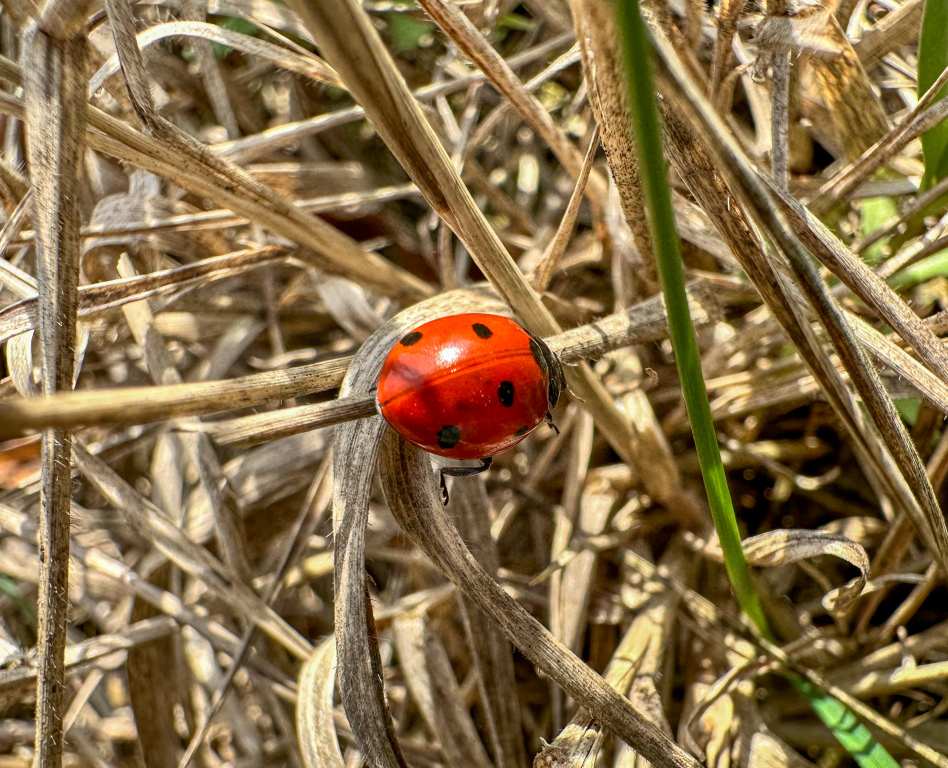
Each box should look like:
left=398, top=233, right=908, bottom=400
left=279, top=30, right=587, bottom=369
left=377, top=313, right=565, bottom=475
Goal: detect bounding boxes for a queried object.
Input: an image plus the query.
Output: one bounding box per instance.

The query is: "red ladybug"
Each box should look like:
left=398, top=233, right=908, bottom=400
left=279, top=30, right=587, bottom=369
left=377, top=313, right=564, bottom=476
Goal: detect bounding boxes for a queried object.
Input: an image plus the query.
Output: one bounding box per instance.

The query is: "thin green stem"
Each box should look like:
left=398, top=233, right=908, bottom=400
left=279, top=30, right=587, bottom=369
left=614, top=4, right=900, bottom=766
left=614, top=0, right=767, bottom=635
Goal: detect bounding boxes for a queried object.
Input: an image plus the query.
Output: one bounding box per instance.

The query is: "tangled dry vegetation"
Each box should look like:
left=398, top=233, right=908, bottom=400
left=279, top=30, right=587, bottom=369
left=2, top=0, right=948, bottom=766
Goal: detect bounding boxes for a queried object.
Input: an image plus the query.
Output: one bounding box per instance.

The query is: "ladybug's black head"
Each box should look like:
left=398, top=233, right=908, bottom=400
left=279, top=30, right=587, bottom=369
left=528, top=332, right=566, bottom=410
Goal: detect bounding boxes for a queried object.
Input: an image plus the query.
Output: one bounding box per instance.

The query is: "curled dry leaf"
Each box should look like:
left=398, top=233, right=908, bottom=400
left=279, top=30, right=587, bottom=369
left=823, top=572, right=931, bottom=612
left=5, top=332, right=36, bottom=398
left=693, top=529, right=870, bottom=614
left=311, top=272, right=385, bottom=344
left=89, top=20, right=342, bottom=94
left=296, top=637, right=345, bottom=768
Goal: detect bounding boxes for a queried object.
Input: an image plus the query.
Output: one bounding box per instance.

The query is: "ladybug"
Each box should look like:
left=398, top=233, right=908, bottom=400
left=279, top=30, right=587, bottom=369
left=377, top=313, right=565, bottom=490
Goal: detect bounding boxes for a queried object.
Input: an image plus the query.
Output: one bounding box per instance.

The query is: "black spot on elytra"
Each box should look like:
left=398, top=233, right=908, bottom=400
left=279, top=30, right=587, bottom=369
left=514, top=425, right=530, bottom=437
left=498, top=381, right=515, bottom=407
left=529, top=337, right=547, bottom=375
left=437, top=425, right=461, bottom=449
left=400, top=331, right=423, bottom=346
left=472, top=323, right=493, bottom=339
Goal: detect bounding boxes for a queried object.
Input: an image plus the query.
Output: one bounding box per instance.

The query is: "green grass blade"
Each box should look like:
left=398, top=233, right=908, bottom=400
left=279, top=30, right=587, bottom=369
left=614, top=4, right=900, bottom=766
left=888, top=248, right=948, bottom=290
left=919, top=0, right=948, bottom=187
left=794, top=680, right=898, bottom=768
left=0, top=572, right=36, bottom=630
left=856, top=194, right=897, bottom=266
left=613, top=0, right=766, bottom=636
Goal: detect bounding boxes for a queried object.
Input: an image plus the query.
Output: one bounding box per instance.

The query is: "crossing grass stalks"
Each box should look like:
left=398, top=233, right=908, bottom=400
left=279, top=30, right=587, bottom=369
left=2, top=0, right=948, bottom=767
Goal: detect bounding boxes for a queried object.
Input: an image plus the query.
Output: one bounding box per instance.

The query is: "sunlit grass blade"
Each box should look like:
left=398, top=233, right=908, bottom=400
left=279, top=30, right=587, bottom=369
left=614, top=0, right=764, bottom=635
left=919, top=0, right=948, bottom=188
left=856, top=194, right=897, bottom=266
left=614, top=3, right=900, bottom=766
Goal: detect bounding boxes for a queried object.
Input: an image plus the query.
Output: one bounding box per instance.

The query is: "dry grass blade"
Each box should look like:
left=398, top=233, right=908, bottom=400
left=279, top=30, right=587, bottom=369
left=450, top=480, right=527, bottom=768
left=732, top=692, right=818, bottom=768
left=202, top=395, right=376, bottom=448
left=569, top=0, right=656, bottom=276
left=3, top=0, right=948, bottom=764
left=0, top=283, right=720, bottom=438
left=0, top=247, right=289, bottom=345
left=21, top=17, right=88, bottom=768
left=413, top=0, right=607, bottom=205
left=845, top=313, right=948, bottom=413
left=0, top=358, right=352, bottom=437
left=329, top=434, right=397, bottom=768
left=296, top=638, right=344, bottom=768
left=378, top=429, right=700, bottom=768
left=285, top=0, right=710, bottom=534
left=709, top=0, right=751, bottom=104
left=647, top=21, right=948, bottom=574
left=533, top=124, right=601, bottom=292
left=205, top=284, right=719, bottom=447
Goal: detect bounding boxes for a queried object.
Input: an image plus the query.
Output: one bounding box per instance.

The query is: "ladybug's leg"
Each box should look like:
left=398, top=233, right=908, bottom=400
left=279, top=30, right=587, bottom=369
left=440, top=458, right=493, bottom=505
left=544, top=411, right=560, bottom=436
left=439, top=471, right=450, bottom=506
left=441, top=457, right=493, bottom=477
